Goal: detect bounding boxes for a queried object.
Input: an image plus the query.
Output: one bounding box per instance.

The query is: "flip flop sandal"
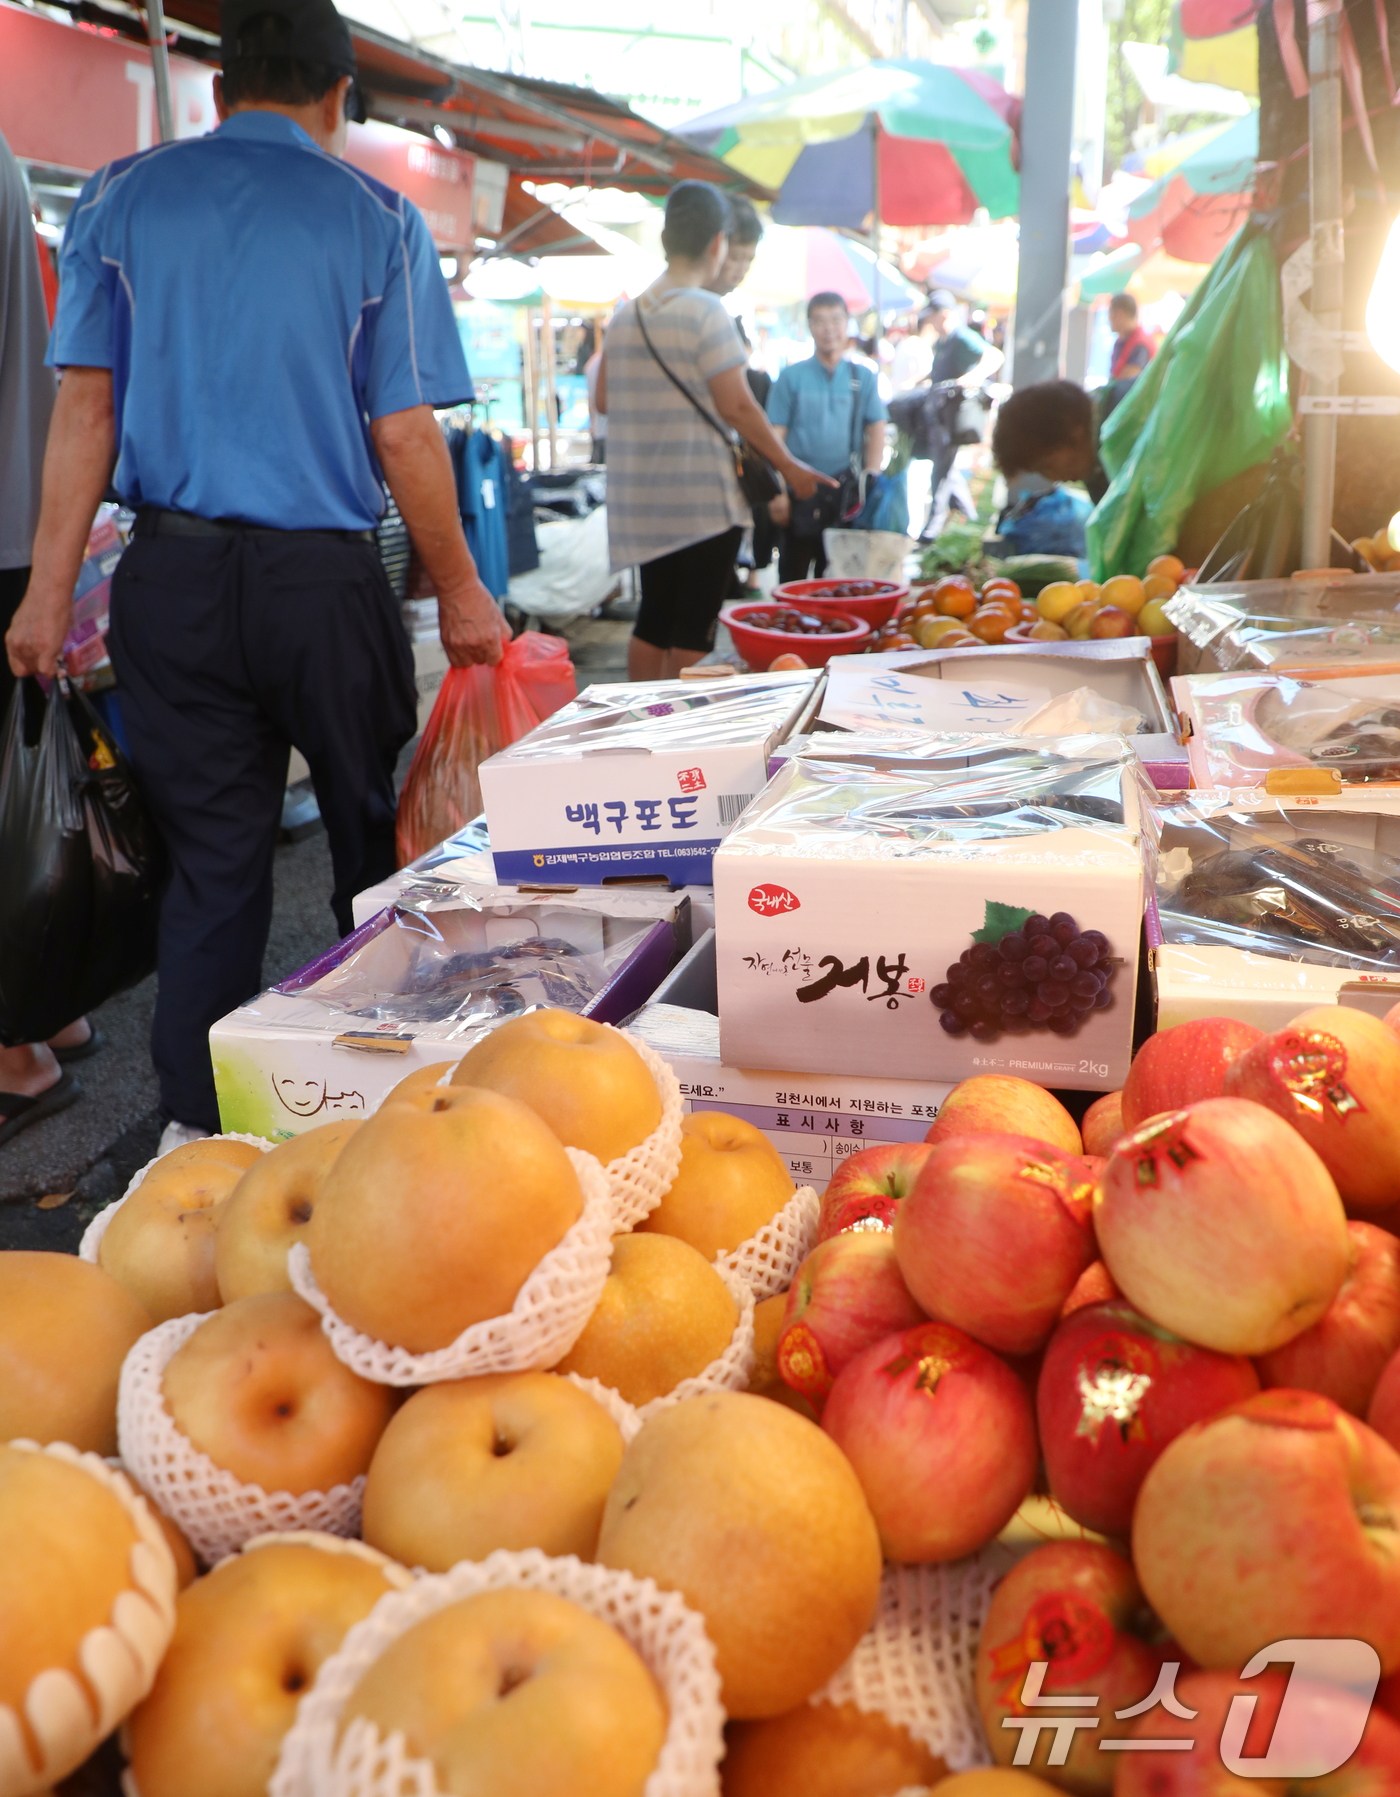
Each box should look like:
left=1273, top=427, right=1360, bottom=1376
left=0, top=1070, right=80, bottom=1148
left=52, top=1025, right=104, bottom=1065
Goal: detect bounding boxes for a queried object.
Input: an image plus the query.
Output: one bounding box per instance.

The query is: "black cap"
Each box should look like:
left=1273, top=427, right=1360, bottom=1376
left=221, top=0, right=357, bottom=75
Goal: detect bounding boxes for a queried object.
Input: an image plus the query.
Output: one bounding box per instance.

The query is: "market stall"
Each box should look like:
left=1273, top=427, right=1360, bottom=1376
left=6, top=570, right=1400, bottom=1791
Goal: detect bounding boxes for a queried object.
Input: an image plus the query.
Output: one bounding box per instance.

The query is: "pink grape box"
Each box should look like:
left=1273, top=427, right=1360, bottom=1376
left=712, top=736, right=1149, bottom=1093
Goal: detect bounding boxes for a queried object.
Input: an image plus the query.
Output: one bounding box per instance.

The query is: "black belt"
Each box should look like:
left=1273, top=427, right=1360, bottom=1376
left=134, top=508, right=375, bottom=544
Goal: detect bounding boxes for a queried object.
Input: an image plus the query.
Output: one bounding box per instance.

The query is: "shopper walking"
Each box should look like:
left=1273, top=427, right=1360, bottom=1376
left=6, top=0, right=503, bottom=1154
left=765, top=292, right=887, bottom=584
left=0, top=126, right=95, bottom=1145
left=599, top=181, right=831, bottom=679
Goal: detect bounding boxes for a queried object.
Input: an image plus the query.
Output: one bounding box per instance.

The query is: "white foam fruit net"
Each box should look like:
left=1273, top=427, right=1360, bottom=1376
left=560, top=1373, right=644, bottom=1446
left=715, top=1186, right=820, bottom=1302
left=269, top=1548, right=725, bottom=1797
left=116, top=1313, right=367, bottom=1568
left=289, top=1147, right=614, bottom=1387
left=815, top=1559, right=1000, bottom=1773
left=79, top=1132, right=274, bottom=1264
left=602, top=1030, right=684, bottom=1230
left=0, top=1442, right=178, bottom=1797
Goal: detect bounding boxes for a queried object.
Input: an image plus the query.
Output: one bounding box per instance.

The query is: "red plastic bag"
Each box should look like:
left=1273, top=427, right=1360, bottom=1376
left=510, top=630, right=577, bottom=726
left=394, top=631, right=576, bottom=867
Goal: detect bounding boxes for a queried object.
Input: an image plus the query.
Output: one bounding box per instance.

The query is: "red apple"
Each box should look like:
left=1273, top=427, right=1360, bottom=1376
left=776, top=1233, right=925, bottom=1407
left=894, top=1134, right=1095, bottom=1355
left=1384, top=999, right=1400, bottom=1040
left=1116, top=1668, right=1400, bottom=1795
left=1061, top=1261, right=1122, bottom=1319
left=1081, top=1092, right=1126, bottom=1157
left=1121, top=1018, right=1263, bottom=1130
left=1133, top=1389, right=1400, bottom=1673
left=815, top=1142, right=933, bottom=1243
left=1369, top=1347, right=1400, bottom=1452
left=1094, top=1098, right=1349, bottom=1355
left=925, top=1075, right=1082, bottom=1156
left=821, top=1321, right=1037, bottom=1562
left=975, top=1542, right=1168, bottom=1791
left=1256, top=1222, right=1400, bottom=1416
left=1037, top=1301, right=1260, bottom=1537
left=1379, top=1668, right=1400, bottom=1724
left=1225, top=1006, right=1400, bottom=1216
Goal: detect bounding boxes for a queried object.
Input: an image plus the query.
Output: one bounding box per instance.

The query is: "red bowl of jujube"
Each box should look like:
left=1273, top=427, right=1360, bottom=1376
left=721, top=601, right=873, bottom=670
left=770, top=578, right=908, bottom=629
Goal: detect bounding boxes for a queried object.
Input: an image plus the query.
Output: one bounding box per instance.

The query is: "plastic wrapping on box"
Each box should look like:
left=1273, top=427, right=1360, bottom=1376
left=1174, top=670, right=1400, bottom=791
left=1153, top=794, right=1400, bottom=973
left=266, top=902, right=647, bottom=1039
left=1166, top=574, right=1400, bottom=675
left=755, top=734, right=1151, bottom=845
left=496, top=672, right=821, bottom=764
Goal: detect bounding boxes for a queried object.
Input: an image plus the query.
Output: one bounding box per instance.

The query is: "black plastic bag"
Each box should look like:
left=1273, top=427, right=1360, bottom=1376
left=0, top=676, right=162, bottom=1045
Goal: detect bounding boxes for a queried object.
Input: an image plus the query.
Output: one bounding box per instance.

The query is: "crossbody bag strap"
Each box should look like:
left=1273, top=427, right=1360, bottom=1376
left=634, top=300, right=736, bottom=449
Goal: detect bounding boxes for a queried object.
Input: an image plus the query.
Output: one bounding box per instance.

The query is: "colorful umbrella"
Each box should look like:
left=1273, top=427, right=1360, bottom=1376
left=1125, top=110, right=1258, bottom=265
left=743, top=223, right=925, bottom=314
left=677, top=61, right=1020, bottom=231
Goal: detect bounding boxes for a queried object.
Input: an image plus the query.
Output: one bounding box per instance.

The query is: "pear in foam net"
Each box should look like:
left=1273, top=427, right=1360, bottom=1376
left=160, top=1292, right=396, bottom=1496
left=0, top=1251, right=152, bottom=1456
left=99, top=1138, right=264, bottom=1321
left=553, top=1234, right=738, bottom=1408
left=361, top=1372, right=625, bottom=1569
left=123, top=1533, right=409, bottom=1797
left=339, top=1587, right=668, bottom=1797
left=305, top=1084, right=584, bottom=1354
left=0, top=1442, right=177, bottom=1795
left=214, top=1121, right=360, bottom=1301
left=638, top=1111, right=795, bottom=1260
left=450, top=1009, right=661, bottom=1166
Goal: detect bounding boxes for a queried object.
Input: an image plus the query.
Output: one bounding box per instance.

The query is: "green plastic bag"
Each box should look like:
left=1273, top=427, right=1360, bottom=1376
left=1086, top=224, right=1293, bottom=579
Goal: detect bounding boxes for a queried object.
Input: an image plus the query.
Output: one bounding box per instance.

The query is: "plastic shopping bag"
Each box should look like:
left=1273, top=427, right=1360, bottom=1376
left=1087, top=223, right=1293, bottom=579
left=0, top=677, right=162, bottom=1045
left=395, top=631, right=576, bottom=867
left=508, top=629, right=577, bottom=726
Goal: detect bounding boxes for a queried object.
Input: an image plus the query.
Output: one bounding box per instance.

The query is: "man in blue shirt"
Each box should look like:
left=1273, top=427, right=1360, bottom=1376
left=766, top=291, right=886, bottom=583
left=5, top=0, right=504, bottom=1150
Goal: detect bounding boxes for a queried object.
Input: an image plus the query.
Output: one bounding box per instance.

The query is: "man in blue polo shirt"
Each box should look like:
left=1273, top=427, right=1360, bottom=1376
left=765, top=291, right=886, bottom=584
left=5, top=0, right=504, bottom=1152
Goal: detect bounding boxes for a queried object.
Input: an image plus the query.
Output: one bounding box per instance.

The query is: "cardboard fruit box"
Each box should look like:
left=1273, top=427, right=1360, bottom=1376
left=713, top=736, right=1149, bottom=1093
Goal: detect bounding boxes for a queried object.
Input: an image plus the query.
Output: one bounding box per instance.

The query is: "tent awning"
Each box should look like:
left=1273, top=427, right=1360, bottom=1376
left=47, top=0, right=772, bottom=200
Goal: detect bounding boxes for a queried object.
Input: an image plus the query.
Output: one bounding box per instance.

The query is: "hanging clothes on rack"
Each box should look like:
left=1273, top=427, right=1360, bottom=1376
left=444, top=417, right=511, bottom=600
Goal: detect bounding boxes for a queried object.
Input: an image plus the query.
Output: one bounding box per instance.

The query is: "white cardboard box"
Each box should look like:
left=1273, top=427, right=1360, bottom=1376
left=713, top=738, right=1148, bottom=1093
left=478, top=671, right=821, bottom=887
left=629, top=933, right=953, bottom=1192
left=211, top=884, right=687, bottom=1141
left=818, top=641, right=1173, bottom=736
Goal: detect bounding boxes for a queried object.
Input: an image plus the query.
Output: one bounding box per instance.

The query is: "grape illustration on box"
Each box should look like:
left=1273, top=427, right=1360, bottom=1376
left=933, top=902, right=1117, bottom=1043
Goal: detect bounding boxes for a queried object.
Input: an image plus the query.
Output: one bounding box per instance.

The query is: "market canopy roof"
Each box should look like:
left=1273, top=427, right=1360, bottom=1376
left=1125, top=108, right=1257, bottom=265
left=74, top=0, right=770, bottom=200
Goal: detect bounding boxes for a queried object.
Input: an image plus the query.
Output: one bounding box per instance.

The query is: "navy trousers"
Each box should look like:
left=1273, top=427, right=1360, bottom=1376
left=108, top=527, right=417, bottom=1130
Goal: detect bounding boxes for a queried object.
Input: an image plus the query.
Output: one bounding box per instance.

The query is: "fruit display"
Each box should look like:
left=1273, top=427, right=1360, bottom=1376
left=13, top=993, right=1400, bottom=1794
left=771, top=579, right=910, bottom=630
left=880, top=554, right=1188, bottom=662
left=721, top=600, right=873, bottom=671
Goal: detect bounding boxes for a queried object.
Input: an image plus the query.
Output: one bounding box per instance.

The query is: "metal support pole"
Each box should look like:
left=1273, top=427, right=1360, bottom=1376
left=1012, top=0, right=1080, bottom=388
left=1301, top=0, right=1345, bottom=570
left=145, top=0, right=176, bottom=143
left=541, top=293, right=559, bottom=472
